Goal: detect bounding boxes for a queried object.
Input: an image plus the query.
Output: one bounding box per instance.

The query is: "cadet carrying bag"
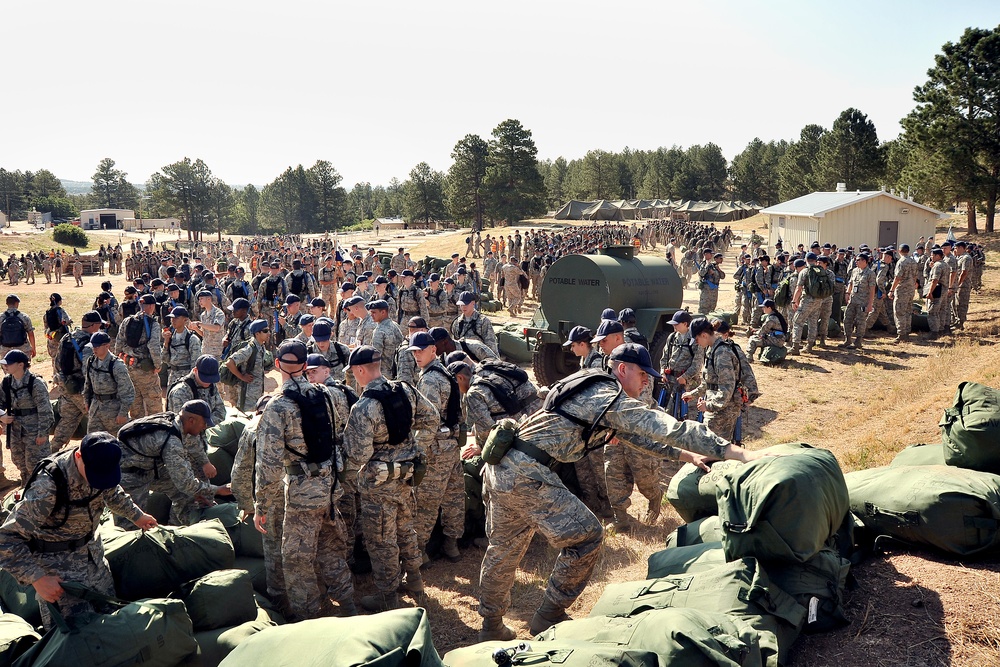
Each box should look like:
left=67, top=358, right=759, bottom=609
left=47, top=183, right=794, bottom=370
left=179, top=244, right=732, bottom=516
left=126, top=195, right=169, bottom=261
left=362, top=381, right=414, bottom=447
left=542, top=369, right=621, bottom=450
left=473, top=360, right=532, bottom=417
left=0, top=312, right=27, bottom=348
left=717, top=443, right=849, bottom=564
left=845, top=464, right=1000, bottom=557
left=116, top=412, right=182, bottom=475
left=281, top=383, right=335, bottom=465
left=939, top=381, right=1000, bottom=474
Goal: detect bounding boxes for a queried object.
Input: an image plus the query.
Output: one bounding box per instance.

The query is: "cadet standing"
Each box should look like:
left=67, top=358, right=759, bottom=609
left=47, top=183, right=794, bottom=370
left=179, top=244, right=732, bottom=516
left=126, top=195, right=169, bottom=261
left=367, top=300, right=404, bottom=378
left=82, top=331, right=135, bottom=437
left=225, top=319, right=271, bottom=413
left=0, top=295, right=36, bottom=360
left=167, top=355, right=227, bottom=427
left=888, top=244, right=919, bottom=343
left=254, top=340, right=355, bottom=620
left=683, top=319, right=744, bottom=441
left=478, top=343, right=766, bottom=641
left=0, top=433, right=156, bottom=629
left=451, top=292, right=498, bottom=354
left=0, top=351, right=53, bottom=482
left=50, top=312, right=104, bottom=450
left=841, top=254, right=876, bottom=349
left=163, top=306, right=203, bottom=387
left=697, top=251, right=725, bottom=314
left=342, top=346, right=438, bottom=612
left=191, top=290, right=226, bottom=358
left=116, top=294, right=163, bottom=419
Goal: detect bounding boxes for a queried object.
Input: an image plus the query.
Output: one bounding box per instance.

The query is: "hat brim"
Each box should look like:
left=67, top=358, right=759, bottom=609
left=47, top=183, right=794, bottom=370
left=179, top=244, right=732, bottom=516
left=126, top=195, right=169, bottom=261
left=407, top=344, right=433, bottom=352
left=200, top=370, right=221, bottom=384
left=84, top=465, right=122, bottom=490
left=562, top=339, right=576, bottom=347
left=590, top=334, right=607, bottom=343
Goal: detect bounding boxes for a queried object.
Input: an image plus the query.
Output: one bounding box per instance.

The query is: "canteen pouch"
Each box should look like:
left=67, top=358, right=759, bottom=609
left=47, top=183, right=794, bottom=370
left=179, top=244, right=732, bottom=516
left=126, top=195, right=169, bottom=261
left=482, top=419, right=518, bottom=465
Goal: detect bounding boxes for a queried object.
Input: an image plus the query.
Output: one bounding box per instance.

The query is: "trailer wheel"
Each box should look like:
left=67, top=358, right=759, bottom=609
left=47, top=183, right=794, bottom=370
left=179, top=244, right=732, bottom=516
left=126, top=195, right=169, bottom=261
left=532, top=343, right=578, bottom=386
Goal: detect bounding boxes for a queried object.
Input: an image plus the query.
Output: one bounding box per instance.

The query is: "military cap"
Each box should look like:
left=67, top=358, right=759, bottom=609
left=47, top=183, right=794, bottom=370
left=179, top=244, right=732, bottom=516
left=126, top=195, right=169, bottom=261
left=0, top=350, right=29, bottom=366
left=276, top=339, right=308, bottom=364
left=229, top=298, right=251, bottom=311
left=401, top=270, right=415, bottom=278
left=667, top=310, right=692, bottom=326
left=248, top=319, right=270, bottom=335
left=168, top=306, right=191, bottom=319
left=591, top=320, right=624, bottom=342
left=90, top=331, right=112, bottom=347
left=428, top=273, right=441, bottom=282
left=374, top=276, right=388, bottom=285
left=311, top=321, right=332, bottom=342
left=427, top=327, right=451, bottom=342
left=306, top=353, right=331, bottom=369
left=345, top=345, right=381, bottom=370
left=339, top=283, right=356, bottom=293
left=455, top=292, right=476, bottom=306
left=407, top=316, right=428, bottom=328
left=79, top=432, right=123, bottom=490
left=366, top=299, right=389, bottom=311
left=563, top=325, right=592, bottom=347
left=82, top=311, right=107, bottom=325
left=139, top=294, right=157, bottom=305
left=311, top=298, right=327, bottom=308
left=608, top=343, right=659, bottom=377
left=407, top=332, right=436, bottom=351
left=182, top=399, right=216, bottom=427
left=343, top=295, right=365, bottom=308
left=285, top=294, right=301, bottom=305
left=197, top=290, right=214, bottom=299
left=299, top=313, right=315, bottom=326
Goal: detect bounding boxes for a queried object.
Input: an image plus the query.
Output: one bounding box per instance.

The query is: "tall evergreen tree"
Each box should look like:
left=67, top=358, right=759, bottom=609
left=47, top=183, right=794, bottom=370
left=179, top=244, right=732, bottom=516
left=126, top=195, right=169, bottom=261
left=308, top=160, right=347, bottom=231
left=815, top=108, right=885, bottom=191
left=147, top=158, right=216, bottom=240
left=446, top=134, right=489, bottom=230
left=91, top=158, right=139, bottom=210
left=404, top=162, right=447, bottom=225
left=778, top=124, right=826, bottom=200
left=484, top=119, right=546, bottom=224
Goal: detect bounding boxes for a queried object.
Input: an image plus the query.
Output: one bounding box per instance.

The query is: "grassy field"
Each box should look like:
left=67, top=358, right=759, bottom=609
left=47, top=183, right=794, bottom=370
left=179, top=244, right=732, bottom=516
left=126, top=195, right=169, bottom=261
left=3, top=216, right=999, bottom=665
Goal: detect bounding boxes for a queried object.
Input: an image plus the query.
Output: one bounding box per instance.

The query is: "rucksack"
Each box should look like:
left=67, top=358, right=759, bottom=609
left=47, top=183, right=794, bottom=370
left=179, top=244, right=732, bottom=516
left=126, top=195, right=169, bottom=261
left=289, top=270, right=307, bottom=295
left=124, top=314, right=151, bottom=349
left=361, top=381, right=414, bottom=446
left=473, top=359, right=532, bottom=416
left=44, top=307, right=67, bottom=336
left=543, top=368, right=621, bottom=450
left=281, top=383, right=335, bottom=465
left=803, top=265, right=833, bottom=299
left=774, top=276, right=792, bottom=308
left=229, top=280, right=249, bottom=301
left=121, top=300, right=140, bottom=319
left=263, top=276, right=285, bottom=303
left=1, top=373, right=35, bottom=420
left=58, top=333, right=85, bottom=380
left=0, top=312, right=27, bottom=347
left=117, top=413, right=182, bottom=475
left=22, top=457, right=102, bottom=530
left=424, top=365, right=461, bottom=430
left=707, top=339, right=758, bottom=400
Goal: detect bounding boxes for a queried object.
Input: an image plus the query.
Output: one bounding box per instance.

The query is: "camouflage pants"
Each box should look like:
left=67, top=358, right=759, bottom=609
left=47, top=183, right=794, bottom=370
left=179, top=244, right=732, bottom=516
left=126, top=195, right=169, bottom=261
left=88, top=398, right=124, bottom=437
left=321, top=285, right=336, bottom=315
left=259, top=499, right=287, bottom=606
left=819, top=297, right=834, bottom=339
left=52, top=392, right=87, bottom=450
left=414, top=439, right=464, bottom=546
left=843, top=300, right=869, bottom=342
left=573, top=451, right=610, bottom=517
left=738, top=292, right=754, bottom=327
left=704, top=396, right=742, bottom=442
left=359, top=479, right=422, bottom=594
left=791, top=297, right=822, bottom=348
left=35, top=541, right=116, bottom=630
left=955, top=286, right=972, bottom=326
left=865, top=297, right=895, bottom=335
left=479, top=453, right=604, bottom=620
left=893, top=294, right=915, bottom=337
left=235, top=378, right=264, bottom=414
left=46, top=337, right=61, bottom=377
left=747, top=333, right=785, bottom=358
left=603, top=441, right=662, bottom=518
left=530, top=273, right=542, bottom=300
left=927, top=296, right=948, bottom=333
left=427, top=314, right=447, bottom=330
left=504, top=286, right=524, bottom=313
left=129, top=366, right=162, bottom=420
left=336, top=474, right=361, bottom=547
left=281, top=473, right=353, bottom=621
left=5, top=419, right=50, bottom=483
left=698, top=287, right=719, bottom=315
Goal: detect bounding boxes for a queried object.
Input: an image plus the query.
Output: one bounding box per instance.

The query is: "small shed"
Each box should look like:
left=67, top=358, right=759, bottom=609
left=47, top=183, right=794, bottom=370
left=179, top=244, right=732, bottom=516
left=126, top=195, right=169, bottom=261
left=79, top=209, right=134, bottom=231
left=761, top=189, right=945, bottom=250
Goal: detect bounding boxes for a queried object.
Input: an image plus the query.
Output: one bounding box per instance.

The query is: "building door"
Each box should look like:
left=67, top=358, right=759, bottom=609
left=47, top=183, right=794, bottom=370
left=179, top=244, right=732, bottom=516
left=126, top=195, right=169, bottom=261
left=878, top=221, right=898, bottom=248
left=100, top=213, right=117, bottom=230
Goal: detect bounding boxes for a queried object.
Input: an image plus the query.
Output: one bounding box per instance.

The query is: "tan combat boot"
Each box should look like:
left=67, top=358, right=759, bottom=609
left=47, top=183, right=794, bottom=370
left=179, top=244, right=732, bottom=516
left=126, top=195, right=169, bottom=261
left=529, top=597, right=571, bottom=636
left=479, top=617, right=516, bottom=642
left=442, top=537, right=461, bottom=562
left=360, top=591, right=400, bottom=613
left=399, top=569, right=425, bottom=594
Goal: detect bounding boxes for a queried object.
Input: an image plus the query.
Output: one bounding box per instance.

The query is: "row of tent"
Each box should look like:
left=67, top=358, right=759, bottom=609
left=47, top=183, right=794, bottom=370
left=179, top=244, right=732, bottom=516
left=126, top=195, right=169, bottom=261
left=554, top=199, right=761, bottom=222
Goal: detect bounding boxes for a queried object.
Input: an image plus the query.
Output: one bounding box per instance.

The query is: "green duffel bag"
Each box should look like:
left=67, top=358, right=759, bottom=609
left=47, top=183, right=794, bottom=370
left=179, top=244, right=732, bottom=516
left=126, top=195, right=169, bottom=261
left=178, top=569, right=258, bottom=631
left=104, top=521, right=235, bottom=600
left=208, top=446, right=235, bottom=486
left=191, top=619, right=274, bottom=667
left=666, top=461, right=741, bottom=523
left=826, top=318, right=842, bottom=339
left=666, top=515, right=724, bottom=548
left=219, top=607, right=444, bottom=667
left=443, top=640, right=659, bottom=667
left=206, top=416, right=250, bottom=457
left=709, top=311, right=738, bottom=326
left=766, top=547, right=851, bottom=634
left=717, top=444, right=849, bottom=564
left=939, top=382, right=1000, bottom=473
left=197, top=504, right=265, bottom=559
left=233, top=557, right=268, bottom=596
left=535, top=607, right=779, bottom=667
left=845, top=465, right=1000, bottom=557
left=759, top=345, right=787, bottom=365
left=13, top=583, right=197, bottom=667
left=0, top=570, right=42, bottom=628
left=253, top=594, right=285, bottom=625
left=590, top=559, right=805, bottom=640
left=889, top=443, right=946, bottom=467
left=0, top=613, right=39, bottom=665
left=647, top=542, right=727, bottom=579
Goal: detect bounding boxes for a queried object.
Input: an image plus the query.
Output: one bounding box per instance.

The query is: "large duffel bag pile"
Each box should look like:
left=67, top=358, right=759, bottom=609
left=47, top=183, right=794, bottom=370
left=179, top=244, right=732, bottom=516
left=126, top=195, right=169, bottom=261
left=220, top=607, right=443, bottom=667
left=444, top=640, right=659, bottom=667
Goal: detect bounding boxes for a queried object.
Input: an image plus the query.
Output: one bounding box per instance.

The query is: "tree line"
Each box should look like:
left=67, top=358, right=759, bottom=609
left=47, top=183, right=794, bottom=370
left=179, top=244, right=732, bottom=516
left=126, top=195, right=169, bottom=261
left=2, top=24, right=998, bottom=234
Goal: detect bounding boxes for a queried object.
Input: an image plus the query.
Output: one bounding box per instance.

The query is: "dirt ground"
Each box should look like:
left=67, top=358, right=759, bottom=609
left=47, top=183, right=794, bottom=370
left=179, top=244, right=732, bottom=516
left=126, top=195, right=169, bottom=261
left=3, top=218, right=999, bottom=665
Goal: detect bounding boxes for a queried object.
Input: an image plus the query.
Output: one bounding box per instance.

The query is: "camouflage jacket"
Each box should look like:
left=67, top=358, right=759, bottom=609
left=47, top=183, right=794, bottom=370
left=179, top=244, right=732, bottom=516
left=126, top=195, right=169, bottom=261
left=116, top=313, right=163, bottom=366
left=83, top=354, right=135, bottom=415
left=451, top=313, right=498, bottom=354
left=370, top=319, right=404, bottom=378
left=0, top=372, right=53, bottom=437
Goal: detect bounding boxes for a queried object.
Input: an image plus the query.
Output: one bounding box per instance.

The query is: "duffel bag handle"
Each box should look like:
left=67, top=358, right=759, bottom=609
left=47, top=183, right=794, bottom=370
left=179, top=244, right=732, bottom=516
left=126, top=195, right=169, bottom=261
left=44, top=581, right=131, bottom=634
left=865, top=503, right=920, bottom=526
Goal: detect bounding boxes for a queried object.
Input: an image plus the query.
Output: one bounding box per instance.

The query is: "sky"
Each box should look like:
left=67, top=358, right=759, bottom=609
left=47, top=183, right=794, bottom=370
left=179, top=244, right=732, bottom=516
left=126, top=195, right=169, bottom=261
left=5, top=0, right=1000, bottom=189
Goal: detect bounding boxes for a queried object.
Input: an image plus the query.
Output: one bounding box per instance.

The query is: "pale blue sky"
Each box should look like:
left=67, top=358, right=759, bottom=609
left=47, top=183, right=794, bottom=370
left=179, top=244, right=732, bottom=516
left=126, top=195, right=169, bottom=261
left=5, top=0, right=999, bottom=188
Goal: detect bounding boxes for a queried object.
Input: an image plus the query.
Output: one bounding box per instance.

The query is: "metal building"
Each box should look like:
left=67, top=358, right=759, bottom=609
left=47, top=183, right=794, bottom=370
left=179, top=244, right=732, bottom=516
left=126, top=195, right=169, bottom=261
left=761, top=187, right=946, bottom=250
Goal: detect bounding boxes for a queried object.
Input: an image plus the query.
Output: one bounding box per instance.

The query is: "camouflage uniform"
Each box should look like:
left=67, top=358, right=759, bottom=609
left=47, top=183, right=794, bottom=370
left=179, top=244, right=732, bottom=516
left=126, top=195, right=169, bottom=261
left=354, top=315, right=377, bottom=347
left=280, top=311, right=303, bottom=342
left=256, top=276, right=288, bottom=350
left=465, top=371, right=540, bottom=449
left=927, top=260, right=951, bottom=334
left=393, top=340, right=419, bottom=384
left=306, top=340, right=350, bottom=384
left=255, top=376, right=353, bottom=621
left=83, top=355, right=134, bottom=437
left=658, top=331, right=702, bottom=419
left=451, top=312, right=498, bottom=355
left=0, top=447, right=144, bottom=629
left=453, top=338, right=499, bottom=366
left=116, top=313, right=163, bottom=419
left=0, top=372, right=53, bottom=481
left=51, top=331, right=93, bottom=450
left=0, top=308, right=33, bottom=359
left=479, top=377, right=730, bottom=624
left=954, top=252, right=974, bottom=327
left=581, top=347, right=603, bottom=370
left=747, top=313, right=786, bottom=358
left=832, top=258, right=850, bottom=324
left=733, top=262, right=753, bottom=326
left=222, top=316, right=253, bottom=406
left=817, top=265, right=837, bottom=343
left=865, top=260, right=896, bottom=336
left=397, top=286, right=430, bottom=325
left=163, top=329, right=202, bottom=388
left=425, top=287, right=449, bottom=329
left=166, top=373, right=227, bottom=427
left=228, top=339, right=268, bottom=413
left=500, top=262, right=527, bottom=314
left=697, top=261, right=724, bottom=314
left=844, top=266, right=876, bottom=344
left=892, top=254, right=920, bottom=337
left=414, top=360, right=464, bottom=548
left=118, top=413, right=218, bottom=526
left=342, top=378, right=437, bottom=596
left=689, top=337, right=742, bottom=441
left=370, top=319, right=404, bottom=379
left=319, top=266, right=338, bottom=315
left=286, top=269, right=318, bottom=303
left=199, top=304, right=227, bottom=358
left=791, top=268, right=824, bottom=351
